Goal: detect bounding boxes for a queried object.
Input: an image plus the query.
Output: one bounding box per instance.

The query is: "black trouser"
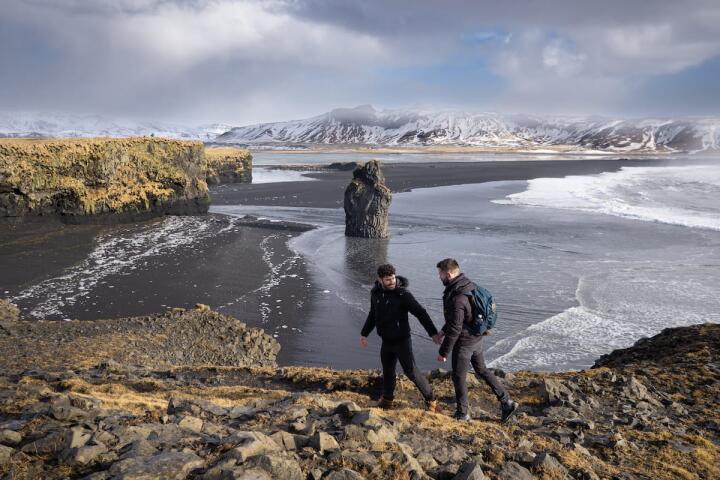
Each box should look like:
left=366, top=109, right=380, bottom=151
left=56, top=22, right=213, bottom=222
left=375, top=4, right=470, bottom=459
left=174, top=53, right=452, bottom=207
left=380, top=337, right=434, bottom=402
left=452, top=337, right=510, bottom=415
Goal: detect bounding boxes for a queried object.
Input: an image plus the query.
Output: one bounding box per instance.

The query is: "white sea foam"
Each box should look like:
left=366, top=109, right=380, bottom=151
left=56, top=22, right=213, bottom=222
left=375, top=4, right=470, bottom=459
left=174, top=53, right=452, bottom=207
left=11, top=216, right=237, bottom=319
left=488, top=264, right=720, bottom=371
left=262, top=176, right=720, bottom=370
left=252, top=167, right=317, bottom=184
left=493, top=164, right=720, bottom=231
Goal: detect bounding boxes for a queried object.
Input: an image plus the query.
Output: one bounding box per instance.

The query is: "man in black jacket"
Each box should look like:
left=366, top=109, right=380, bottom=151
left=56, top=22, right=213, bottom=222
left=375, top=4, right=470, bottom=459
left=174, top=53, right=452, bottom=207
left=436, top=258, right=519, bottom=422
left=361, top=263, right=442, bottom=412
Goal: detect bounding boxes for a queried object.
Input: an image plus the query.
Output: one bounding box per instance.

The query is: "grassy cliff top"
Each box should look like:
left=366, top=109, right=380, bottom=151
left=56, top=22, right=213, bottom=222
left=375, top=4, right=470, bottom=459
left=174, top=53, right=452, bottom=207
left=0, top=137, right=208, bottom=216
left=204, top=146, right=252, bottom=163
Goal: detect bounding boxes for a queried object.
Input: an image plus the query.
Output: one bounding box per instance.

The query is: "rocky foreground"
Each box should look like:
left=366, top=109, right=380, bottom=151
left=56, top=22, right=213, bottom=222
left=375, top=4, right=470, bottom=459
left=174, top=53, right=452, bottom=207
left=0, top=304, right=718, bottom=480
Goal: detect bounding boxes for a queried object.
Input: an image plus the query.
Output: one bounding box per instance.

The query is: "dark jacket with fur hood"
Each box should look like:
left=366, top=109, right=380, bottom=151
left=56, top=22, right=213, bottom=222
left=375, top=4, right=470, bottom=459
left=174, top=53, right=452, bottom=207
left=361, top=275, right=438, bottom=343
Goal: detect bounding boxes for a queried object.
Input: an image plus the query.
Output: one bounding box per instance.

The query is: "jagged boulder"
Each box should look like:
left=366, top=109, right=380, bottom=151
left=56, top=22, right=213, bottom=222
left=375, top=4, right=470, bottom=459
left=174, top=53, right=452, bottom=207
left=0, top=299, right=20, bottom=322
left=344, top=160, right=392, bottom=238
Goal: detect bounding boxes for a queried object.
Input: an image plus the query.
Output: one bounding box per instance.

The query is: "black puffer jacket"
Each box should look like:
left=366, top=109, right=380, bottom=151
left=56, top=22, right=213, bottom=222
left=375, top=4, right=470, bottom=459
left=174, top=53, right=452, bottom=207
left=439, top=273, right=482, bottom=357
left=361, top=276, right=438, bottom=343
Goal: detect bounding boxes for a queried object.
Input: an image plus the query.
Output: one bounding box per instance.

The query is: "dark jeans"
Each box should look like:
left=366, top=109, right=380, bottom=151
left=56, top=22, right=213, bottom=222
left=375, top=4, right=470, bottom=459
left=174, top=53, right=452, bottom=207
left=380, top=337, right=434, bottom=402
left=452, top=338, right=510, bottom=415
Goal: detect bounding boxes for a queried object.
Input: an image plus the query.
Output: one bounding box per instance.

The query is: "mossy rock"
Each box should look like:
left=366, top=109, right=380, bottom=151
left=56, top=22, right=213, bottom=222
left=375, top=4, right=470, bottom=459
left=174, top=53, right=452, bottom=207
left=0, top=137, right=210, bottom=221
left=204, top=146, right=253, bottom=184
left=0, top=299, right=20, bottom=322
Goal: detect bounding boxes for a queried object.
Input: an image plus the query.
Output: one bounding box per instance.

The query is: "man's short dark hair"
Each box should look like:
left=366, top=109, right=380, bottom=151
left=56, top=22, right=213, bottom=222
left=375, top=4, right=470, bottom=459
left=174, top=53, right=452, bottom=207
left=436, top=258, right=460, bottom=273
left=377, top=263, right=396, bottom=278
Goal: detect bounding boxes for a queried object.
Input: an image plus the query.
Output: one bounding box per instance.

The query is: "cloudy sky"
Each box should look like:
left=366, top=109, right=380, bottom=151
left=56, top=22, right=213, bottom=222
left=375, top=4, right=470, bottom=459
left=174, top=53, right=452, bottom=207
left=2, top=0, right=720, bottom=125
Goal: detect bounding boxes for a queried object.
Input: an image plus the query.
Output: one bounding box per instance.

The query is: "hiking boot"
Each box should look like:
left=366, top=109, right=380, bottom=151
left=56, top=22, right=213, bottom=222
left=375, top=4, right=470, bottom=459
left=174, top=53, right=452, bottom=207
left=501, top=400, right=519, bottom=423
left=453, top=411, right=471, bottom=422
left=426, top=399, right=440, bottom=413
left=377, top=396, right=394, bottom=410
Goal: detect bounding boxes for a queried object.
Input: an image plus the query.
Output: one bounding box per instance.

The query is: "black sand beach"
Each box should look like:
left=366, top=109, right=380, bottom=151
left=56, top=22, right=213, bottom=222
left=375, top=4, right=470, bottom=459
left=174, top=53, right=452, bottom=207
left=211, top=158, right=675, bottom=208
left=0, top=156, right=692, bottom=367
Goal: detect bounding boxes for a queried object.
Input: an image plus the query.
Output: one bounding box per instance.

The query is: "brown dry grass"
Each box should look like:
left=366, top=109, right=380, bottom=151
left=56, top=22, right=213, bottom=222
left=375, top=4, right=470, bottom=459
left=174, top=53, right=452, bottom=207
left=0, top=137, right=206, bottom=214
left=204, top=146, right=252, bottom=178
left=55, top=376, right=291, bottom=415
left=617, top=431, right=720, bottom=480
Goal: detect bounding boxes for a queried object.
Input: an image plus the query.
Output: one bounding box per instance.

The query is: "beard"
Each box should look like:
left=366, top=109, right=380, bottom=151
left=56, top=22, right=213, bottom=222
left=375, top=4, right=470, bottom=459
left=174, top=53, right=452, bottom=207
left=441, top=277, right=450, bottom=286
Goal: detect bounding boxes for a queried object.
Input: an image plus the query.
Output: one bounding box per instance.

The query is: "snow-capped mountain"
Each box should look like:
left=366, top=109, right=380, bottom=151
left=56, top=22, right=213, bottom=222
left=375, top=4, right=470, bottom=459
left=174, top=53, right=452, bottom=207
left=215, top=105, right=720, bottom=153
left=0, top=112, right=232, bottom=141
left=3, top=108, right=719, bottom=153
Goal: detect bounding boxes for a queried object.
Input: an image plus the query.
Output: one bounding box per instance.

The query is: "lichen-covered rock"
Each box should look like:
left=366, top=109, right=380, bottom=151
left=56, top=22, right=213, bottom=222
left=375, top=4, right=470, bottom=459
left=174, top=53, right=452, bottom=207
left=0, top=137, right=210, bottom=223
left=205, top=147, right=252, bottom=185
left=108, top=451, right=204, bottom=479
left=0, top=298, right=20, bottom=322
left=344, top=160, right=391, bottom=238
left=223, top=432, right=281, bottom=462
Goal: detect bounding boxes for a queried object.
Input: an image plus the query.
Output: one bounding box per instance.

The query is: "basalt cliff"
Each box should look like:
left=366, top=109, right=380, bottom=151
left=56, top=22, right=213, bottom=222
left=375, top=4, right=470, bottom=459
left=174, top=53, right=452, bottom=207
left=0, top=139, right=252, bottom=224
left=0, top=300, right=717, bottom=480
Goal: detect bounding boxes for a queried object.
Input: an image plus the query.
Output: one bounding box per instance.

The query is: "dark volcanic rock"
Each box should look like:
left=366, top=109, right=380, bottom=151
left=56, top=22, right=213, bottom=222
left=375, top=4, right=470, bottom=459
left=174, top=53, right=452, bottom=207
left=0, top=306, right=281, bottom=373
left=593, top=323, right=720, bottom=369
left=343, top=160, right=392, bottom=238
left=0, top=321, right=717, bottom=480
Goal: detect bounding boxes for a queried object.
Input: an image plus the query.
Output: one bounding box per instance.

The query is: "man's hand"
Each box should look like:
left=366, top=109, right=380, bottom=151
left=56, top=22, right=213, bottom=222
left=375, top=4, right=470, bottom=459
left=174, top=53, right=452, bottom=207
left=437, top=355, right=446, bottom=362
left=431, top=333, right=442, bottom=345
left=360, top=336, right=369, bottom=348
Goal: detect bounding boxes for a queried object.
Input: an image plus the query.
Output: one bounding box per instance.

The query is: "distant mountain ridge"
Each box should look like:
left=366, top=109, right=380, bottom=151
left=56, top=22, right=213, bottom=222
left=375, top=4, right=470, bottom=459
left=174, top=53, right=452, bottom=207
left=0, top=112, right=230, bottom=142
left=2, top=107, right=719, bottom=153
left=215, top=105, right=720, bottom=153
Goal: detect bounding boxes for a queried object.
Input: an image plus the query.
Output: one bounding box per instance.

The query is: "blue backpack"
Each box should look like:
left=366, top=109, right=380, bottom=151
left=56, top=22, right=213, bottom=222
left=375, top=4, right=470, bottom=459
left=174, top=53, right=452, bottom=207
left=465, top=286, right=497, bottom=335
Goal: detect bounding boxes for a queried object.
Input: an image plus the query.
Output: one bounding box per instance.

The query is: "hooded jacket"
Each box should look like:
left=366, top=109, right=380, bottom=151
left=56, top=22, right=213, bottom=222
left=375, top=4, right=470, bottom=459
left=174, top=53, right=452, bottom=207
left=439, top=273, right=482, bottom=357
left=361, top=275, right=438, bottom=343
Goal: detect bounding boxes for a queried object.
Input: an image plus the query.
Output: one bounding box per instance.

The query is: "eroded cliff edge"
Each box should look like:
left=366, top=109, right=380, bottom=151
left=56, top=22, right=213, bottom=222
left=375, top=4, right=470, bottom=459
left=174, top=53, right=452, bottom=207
left=0, top=139, right=253, bottom=224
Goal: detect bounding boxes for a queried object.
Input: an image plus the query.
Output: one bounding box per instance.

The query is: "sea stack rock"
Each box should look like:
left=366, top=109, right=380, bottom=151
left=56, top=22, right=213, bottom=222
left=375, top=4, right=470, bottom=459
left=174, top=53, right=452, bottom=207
left=344, top=160, right=392, bottom=238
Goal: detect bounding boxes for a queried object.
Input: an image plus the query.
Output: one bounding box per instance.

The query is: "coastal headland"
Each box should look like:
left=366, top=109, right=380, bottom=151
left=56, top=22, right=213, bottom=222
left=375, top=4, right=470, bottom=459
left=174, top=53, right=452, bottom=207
left=1, top=141, right=718, bottom=479
left=0, top=138, right=252, bottom=224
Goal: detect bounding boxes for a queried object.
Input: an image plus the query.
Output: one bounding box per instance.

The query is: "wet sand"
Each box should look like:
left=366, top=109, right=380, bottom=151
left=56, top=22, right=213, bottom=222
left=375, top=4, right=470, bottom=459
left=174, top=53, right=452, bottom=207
left=210, top=158, right=675, bottom=208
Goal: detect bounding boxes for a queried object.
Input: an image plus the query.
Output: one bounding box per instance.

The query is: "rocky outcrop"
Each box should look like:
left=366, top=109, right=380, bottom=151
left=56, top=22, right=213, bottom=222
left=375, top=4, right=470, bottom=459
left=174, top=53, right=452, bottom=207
left=593, top=322, right=720, bottom=370
left=0, top=322, right=717, bottom=479
left=0, top=138, right=210, bottom=223
left=205, top=147, right=253, bottom=185
left=0, top=299, right=20, bottom=322
left=344, top=160, right=392, bottom=238
left=0, top=306, right=280, bottom=372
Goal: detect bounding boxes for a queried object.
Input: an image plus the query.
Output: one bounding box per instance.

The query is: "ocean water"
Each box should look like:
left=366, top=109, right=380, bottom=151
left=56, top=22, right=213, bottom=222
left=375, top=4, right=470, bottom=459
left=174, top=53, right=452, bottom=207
left=213, top=162, right=720, bottom=371
left=252, top=167, right=318, bottom=183
left=252, top=151, right=635, bottom=166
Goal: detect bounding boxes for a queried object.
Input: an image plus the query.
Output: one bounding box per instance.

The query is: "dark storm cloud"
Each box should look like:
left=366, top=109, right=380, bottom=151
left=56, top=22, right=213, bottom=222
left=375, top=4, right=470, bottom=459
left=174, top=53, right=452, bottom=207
left=1, top=0, right=719, bottom=124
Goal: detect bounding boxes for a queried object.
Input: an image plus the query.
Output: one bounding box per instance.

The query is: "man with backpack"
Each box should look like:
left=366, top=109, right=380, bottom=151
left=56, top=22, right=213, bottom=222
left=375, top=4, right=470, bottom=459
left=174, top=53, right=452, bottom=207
left=436, top=258, right=519, bottom=422
left=361, top=263, right=443, bottom=412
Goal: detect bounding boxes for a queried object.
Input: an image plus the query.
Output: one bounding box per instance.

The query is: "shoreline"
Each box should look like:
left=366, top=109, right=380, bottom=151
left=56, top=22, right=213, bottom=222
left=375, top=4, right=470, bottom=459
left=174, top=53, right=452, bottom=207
left=211, top=157, right=691, bottom=209
left=3, top=156, right=717, bottom=373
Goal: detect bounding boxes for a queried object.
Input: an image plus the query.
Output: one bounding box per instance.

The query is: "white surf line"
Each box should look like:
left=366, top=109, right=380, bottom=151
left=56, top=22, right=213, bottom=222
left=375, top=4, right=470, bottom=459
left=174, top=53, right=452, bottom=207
left=11, top=216, right=236, bottom=319
left=214, top=232, right=304, bottom=326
